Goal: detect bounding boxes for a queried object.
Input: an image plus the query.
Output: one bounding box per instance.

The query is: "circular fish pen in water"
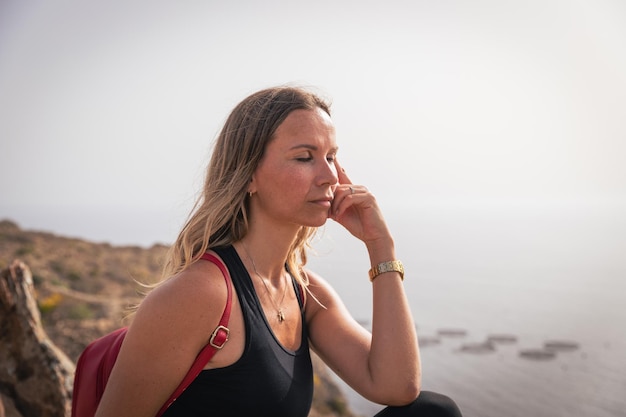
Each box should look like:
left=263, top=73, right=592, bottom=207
left=418, top=335, right=442, bottom=347
left=458, top=341, right=496, bottom=354
left=544, top=340, right=580, bottom=352
left=519, top=349, right=557, bottom=360
left=437, top=328, right=468, bottom=337
left=487, top=334, right=518, bottom=344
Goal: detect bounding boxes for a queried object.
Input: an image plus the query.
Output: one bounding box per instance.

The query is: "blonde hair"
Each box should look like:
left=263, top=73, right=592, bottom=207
left=161, top=86, right=331, bottom=287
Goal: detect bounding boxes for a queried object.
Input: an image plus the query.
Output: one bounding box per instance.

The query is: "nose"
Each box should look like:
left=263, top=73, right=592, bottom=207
left=318, top=159, right=338, bottom=187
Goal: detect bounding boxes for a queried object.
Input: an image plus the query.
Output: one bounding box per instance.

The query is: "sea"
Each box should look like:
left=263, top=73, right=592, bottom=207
left=2, top=202, right=625, bottom=417
left=306, top=203, right=626, bottom=417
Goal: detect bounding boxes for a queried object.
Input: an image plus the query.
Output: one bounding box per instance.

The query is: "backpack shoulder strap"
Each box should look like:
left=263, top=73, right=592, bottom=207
left=156, top=252, right=233, bottom=416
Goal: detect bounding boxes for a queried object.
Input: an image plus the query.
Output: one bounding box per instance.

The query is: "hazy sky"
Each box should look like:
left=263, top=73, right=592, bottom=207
left=1, top=0, right=625, bottom=245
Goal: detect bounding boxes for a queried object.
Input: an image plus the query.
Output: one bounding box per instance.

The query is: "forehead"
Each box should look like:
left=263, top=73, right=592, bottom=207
left=272, top=108, right=336, bottom=146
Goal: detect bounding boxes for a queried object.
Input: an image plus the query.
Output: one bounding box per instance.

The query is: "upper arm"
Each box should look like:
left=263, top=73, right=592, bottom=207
left=95, top=259, right=228, bottom=417
left=304, top=270, right=374, bottom=396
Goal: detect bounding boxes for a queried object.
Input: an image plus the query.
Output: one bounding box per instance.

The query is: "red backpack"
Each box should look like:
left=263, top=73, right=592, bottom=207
left=71, top=253, right=232, bottom=417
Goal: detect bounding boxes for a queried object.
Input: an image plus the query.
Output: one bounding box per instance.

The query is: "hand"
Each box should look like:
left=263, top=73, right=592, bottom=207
left=330, top=159, right=392, bottom=246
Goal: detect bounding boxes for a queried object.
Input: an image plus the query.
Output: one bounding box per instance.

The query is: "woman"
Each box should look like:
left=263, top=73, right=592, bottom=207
left=95, top=86, right=462, bottom=417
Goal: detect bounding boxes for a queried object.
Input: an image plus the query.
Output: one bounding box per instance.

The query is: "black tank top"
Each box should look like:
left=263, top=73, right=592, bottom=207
left=162, top=245, right=313, bottom=417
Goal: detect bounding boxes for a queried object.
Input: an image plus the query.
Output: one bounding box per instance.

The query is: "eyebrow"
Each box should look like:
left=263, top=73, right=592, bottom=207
left=290, top=144, right=339, bottom=153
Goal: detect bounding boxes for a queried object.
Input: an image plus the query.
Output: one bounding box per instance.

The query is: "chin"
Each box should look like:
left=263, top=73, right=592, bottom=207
left=301, top=215, right=328, bottom=228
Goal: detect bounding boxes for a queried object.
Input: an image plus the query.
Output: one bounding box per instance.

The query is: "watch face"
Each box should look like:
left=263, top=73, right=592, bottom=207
left=369, top=261, right=404, bottom=281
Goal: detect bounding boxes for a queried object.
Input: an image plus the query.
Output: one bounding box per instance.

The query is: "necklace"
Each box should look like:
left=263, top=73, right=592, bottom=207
left=242, top=244, right=288, bottom=323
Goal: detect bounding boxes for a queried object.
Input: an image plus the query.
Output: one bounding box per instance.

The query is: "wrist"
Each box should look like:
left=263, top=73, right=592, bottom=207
left=365, top=236, right=396, bottom=265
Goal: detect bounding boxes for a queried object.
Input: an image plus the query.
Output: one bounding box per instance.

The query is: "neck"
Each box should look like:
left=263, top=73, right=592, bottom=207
left=235, top=232, right=297, bottom=284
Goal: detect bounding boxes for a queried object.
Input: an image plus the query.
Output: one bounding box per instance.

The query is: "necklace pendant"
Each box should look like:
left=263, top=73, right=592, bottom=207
left=277, top=309, right=285, bottom=322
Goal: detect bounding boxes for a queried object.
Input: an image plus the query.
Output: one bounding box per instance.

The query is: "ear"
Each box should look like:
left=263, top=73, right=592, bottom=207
left=247, top=175, right=257, bottom=195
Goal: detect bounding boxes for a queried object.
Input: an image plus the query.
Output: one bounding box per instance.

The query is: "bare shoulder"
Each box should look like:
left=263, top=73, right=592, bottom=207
left=302, top=269, right=345, bottom=321
left=144, top=254, right=228, bottom=312
left=127, top=252, right=230, bottom=357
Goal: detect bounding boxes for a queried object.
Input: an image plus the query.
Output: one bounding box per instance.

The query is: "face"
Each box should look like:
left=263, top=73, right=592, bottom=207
left=249, top=108, right=339, bottom=229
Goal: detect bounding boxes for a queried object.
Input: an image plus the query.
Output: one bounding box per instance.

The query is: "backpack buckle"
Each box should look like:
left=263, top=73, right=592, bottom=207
left=209, top=325, right=230, bottom=349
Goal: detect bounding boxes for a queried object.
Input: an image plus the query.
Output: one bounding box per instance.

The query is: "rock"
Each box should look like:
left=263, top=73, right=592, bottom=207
left=0, top=261, right=75, bottom=417
left=309, top=353, right=357, bottom=417
left=0, top=393, right=24, bottom=417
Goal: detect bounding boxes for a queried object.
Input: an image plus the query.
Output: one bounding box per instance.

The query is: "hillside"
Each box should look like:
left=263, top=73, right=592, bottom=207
left=0, top=219, right=166, bottom=362
left=0, top=219, right=356, bottom=417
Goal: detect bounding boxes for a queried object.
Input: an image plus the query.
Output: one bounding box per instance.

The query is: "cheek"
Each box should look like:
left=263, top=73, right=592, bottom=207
left=280, top=170, right=309, bottom=193
left=258, top=163, right=309, bottom=198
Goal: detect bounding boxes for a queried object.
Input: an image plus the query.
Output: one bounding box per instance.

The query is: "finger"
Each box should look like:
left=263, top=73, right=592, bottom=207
left=334, top=159, right=353, bottom=185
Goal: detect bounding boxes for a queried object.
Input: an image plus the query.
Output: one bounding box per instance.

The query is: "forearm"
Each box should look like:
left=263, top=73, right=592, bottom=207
left=366, top=238, right=421, bottom=404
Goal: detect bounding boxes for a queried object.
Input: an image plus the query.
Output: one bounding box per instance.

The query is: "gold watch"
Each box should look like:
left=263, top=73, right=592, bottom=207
left=368, top=260, right=404, bottom=282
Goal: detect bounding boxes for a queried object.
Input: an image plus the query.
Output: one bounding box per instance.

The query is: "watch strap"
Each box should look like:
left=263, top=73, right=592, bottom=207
left=369, top=260, right=404, bottom=282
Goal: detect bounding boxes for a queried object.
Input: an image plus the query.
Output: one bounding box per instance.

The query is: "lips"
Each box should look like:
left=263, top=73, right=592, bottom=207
left=315, top=195, right=334, bottom=202
left=310, top=195, right=333, bottom=207
left=313, top=199, right=332, bottom=205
